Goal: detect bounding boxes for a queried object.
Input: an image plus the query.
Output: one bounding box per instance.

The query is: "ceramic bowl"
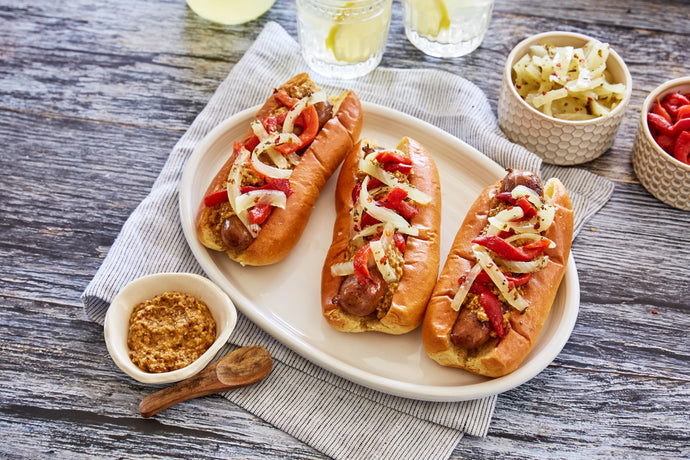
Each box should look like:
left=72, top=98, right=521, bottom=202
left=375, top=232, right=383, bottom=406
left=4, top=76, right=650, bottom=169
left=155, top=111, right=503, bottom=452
left=632, top=77, right=690, bottom=211
left=498, top=31, right=633, bottom=165
left=104, top=272, right=238, bottom=384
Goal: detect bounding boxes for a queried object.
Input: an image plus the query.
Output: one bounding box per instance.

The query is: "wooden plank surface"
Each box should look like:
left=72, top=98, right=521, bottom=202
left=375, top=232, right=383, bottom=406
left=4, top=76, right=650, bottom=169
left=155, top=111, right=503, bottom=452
left=1, top=0, right=688, bottom=458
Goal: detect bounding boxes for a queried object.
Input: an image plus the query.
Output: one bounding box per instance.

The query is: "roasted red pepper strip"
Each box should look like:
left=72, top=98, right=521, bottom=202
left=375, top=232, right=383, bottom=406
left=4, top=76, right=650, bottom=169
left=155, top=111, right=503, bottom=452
left=519, top=239, right=552, bottom=260
left=244, top=135, right=260, bottom=152
left=654, top=134, right=675, bottom=154
left=353, top=243, right=372, bottom=284
left=275, top=105, right=319, bottom=154
left=262, top=112, right=288, bottom=133
left=375, top=150, right=412, bottom=165
left=648, top=112, right=675, bottom=137
left=653, top=98, right=673, bottom=124
left=360, top=212, right=380, bottom=228
left=375, top=150, right=413, bottom=174
left=352, top=182, right=361, bottom=205
left=380, top=187, right=418, bottom=220
left=393, top=232, right=406, bottom=253
left=274, top=89, right=298, bottom=108
left=516, top=197, right=538, bottom=219
left=676, top=104, right=690, bottom=121
left=468, top=276, right=507, bottom=337
left=672, top=118, right=690, bottom=136
left=473, top=234, right=548, bottom=262
left=470, top=279, right=506, bottom=338
left=248, top=203, right=271, bottom=224
left=480, top=290, right=505, bottom=338
left=673, top=131, right=690, bottom=165
left=382, top=186, right=408, bottom=206
left=495, top=192, right=517, bottom=204
left=473, top=234, right=526, bottom=260
left=204, top=189, right=229, bottom=207
left=475, top=270, right=531, bottom=291
left=368, top=177, right=384, bottom=188
left=665, top=92, right=690, bottom=108
left=240, top=178, right=293, bottom=197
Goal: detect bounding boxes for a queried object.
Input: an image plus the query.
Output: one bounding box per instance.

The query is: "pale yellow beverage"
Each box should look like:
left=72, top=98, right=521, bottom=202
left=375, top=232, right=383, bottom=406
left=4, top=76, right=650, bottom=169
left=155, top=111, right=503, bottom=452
left=297, top=0, right=392, bottom=79
left=186, top=0, right=276, bottom=25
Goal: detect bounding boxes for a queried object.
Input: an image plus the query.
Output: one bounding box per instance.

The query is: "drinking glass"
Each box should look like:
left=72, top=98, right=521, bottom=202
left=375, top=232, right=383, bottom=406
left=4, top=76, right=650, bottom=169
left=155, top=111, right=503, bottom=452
left=297, top=0, right=392, bottom=79
left=403, top=0, right=494, bottom=58
left=186, top=0, right=276, bottom=25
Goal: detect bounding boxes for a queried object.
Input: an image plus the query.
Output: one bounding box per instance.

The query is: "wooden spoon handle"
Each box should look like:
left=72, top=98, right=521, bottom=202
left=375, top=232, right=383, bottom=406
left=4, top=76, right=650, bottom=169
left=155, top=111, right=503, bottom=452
left=139, top=362, right=228, bottom=418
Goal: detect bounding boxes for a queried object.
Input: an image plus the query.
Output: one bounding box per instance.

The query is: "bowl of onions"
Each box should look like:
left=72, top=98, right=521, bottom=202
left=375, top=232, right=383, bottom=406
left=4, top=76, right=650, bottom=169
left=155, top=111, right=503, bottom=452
left=498, top=31, right=633, bottom=165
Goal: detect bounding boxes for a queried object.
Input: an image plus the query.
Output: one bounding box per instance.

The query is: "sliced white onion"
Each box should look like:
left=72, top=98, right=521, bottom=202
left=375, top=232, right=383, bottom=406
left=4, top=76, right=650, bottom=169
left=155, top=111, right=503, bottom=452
left=359, top=176, right=418, bottom=236
left=536, top=201, right=556, bottom=232
left=450, top=263, right=482, bottom=311
left=227, top=147, right=250, bottom=214
left=282, top=97, right=309, bottom=134
left=380, top=221, right=395, bottom=243
left=511, top=185, right=556, bottom=232
left=351, top=223, right=384, bottom=248
left=275, top=132, right=300, bottom=145
left=251, top=148, right=292, bottom=179
left=251, top=120, right=270, bottom=142
left=253, top=135, right=291, bottom=166
left=489, top=209, right=556, bottom=235
left=245, top=221, right=261, bottom=237
left=281, top=91, right=328, bottom=134
left=494, top=255, right=549, bottom=274
left=308, top=90, right=328, bottom=105
left=505, top=233, right=556, bottom=249
left=488, top=215, right=536, bottom=234
left=286, top=152, right=301, bottom=165
left=263, top=146, right=290, bottom=169
left=358, top=158, right=431, bottom=205
left=473, top=245, right=529, bottom=311
left=234, top=189, right=287, bottom=215
left=331, top=261, right=354, bottom=277
left=370, top=239, right=398, bottom=283
left=511, top=185, right=543, bottom=208
left=495, top=205, right=525, bottom=222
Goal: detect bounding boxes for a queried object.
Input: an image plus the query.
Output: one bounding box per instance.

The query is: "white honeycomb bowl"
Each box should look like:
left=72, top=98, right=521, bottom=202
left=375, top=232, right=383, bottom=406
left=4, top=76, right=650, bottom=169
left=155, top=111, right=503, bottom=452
left=632, top=77, right=690, bottom=211
left=498, top=31, right=632, bottom=165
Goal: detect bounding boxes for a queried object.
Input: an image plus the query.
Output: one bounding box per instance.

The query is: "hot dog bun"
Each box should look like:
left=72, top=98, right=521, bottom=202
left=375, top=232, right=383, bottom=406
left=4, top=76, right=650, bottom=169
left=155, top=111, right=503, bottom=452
left=195, top=73, right=363, bottom=266
left=422, top=170, right=573, bottom=376
left=321, top=137, right=442, bottom=334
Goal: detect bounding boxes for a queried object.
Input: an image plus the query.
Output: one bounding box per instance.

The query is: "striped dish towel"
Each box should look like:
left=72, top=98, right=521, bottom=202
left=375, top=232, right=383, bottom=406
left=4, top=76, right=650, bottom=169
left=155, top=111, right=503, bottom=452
left=82, top=22, right=613, bottom=460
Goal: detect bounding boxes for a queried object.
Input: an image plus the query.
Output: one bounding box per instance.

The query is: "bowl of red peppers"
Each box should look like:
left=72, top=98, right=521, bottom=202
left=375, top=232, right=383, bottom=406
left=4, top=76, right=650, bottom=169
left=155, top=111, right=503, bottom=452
left=633, top=77, right=690, bottom=211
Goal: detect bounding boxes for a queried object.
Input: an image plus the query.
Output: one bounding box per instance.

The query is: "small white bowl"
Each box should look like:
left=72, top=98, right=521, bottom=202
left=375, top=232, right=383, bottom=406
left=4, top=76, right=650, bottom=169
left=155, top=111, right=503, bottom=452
left=104, top=272, right=238, bottom=384
left=632, top=77, right=690, bottom=211
left=498, top=31, right=633, bottom=165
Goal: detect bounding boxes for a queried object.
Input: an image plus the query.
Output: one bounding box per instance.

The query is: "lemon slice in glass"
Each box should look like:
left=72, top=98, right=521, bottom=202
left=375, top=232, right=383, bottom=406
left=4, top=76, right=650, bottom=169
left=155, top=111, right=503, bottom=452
left=410, top=0, right=450, bottom=38
left=325, top=2, right=388, bottom=63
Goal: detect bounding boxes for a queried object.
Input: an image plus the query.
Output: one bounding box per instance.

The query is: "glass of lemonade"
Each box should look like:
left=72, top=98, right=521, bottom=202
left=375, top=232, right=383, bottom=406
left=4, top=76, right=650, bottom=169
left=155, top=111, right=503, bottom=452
left=403, top=0, right=494, bottom=58
left=186, top=0, right=276, bottom=25
left=297, top=0, right=392, bottom=79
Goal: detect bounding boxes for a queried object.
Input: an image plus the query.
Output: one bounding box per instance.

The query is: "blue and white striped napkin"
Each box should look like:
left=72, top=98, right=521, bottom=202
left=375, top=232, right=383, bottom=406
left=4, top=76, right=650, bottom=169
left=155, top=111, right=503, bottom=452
left=82, top=22, right=613, bottom=460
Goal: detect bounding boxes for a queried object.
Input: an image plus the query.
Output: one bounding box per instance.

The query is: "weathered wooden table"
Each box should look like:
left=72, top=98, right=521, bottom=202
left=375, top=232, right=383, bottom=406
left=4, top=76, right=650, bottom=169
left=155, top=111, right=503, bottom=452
left=1, top=0, right=688, bottom=458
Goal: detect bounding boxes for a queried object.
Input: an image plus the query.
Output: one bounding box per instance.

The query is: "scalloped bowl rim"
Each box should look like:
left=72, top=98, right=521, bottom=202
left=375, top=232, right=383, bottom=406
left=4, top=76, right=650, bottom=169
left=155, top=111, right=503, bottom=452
left=504, top=30, right=633, bottom=125
left=639, top=76, right=690, bottom=172
left=103, top=272, right=238, bottom=384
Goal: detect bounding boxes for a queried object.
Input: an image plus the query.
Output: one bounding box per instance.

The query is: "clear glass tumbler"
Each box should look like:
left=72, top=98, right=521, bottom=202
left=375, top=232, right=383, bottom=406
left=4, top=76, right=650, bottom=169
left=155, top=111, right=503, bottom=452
left=403, top=0, right=494, bottom=58
left=297, top=0, right=392, bottom=79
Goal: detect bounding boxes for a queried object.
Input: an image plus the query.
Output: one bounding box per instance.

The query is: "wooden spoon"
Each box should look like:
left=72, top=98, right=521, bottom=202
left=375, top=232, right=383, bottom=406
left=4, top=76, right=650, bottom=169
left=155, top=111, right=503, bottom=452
left=139, top=345, right=272, bottom=418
